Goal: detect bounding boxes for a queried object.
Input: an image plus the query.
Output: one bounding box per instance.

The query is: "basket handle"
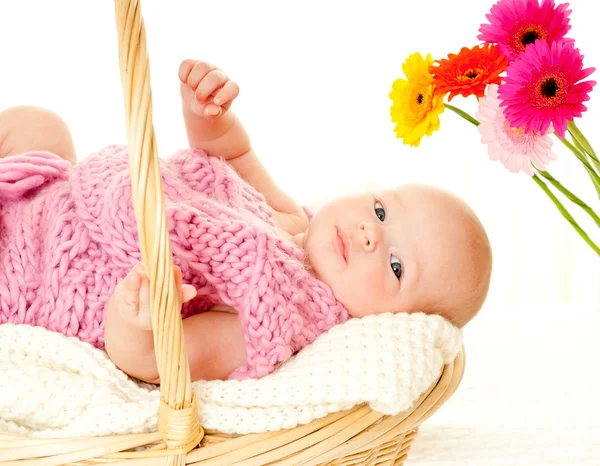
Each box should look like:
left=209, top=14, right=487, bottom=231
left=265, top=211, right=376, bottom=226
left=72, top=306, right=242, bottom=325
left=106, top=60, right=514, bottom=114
left=113, top=0, right=202, bottom=458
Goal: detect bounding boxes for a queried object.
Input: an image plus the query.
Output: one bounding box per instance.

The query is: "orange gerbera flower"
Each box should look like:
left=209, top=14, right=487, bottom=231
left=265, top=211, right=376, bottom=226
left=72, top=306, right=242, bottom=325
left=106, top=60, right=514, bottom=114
left=430, top=44, right=509, bottom=101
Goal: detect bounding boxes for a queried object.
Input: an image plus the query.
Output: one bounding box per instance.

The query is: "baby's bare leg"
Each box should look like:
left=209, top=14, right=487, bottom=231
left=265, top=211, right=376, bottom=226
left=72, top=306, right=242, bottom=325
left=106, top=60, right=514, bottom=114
left=0, top=106, right=76, bottom=162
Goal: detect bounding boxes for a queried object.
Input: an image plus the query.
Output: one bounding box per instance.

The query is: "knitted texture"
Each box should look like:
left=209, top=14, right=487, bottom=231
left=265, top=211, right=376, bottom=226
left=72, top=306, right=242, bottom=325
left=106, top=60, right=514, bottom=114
left=0, top=146, right=348, bottom=379
left=0, top=313, right=462, bottom=438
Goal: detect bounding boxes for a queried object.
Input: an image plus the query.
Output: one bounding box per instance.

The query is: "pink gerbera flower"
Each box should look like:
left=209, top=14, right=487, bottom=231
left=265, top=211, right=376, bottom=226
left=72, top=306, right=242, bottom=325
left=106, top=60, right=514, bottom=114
left=498, top=39, right=596, bottom=139
left=478, top=0, right=572, bottom=61
left=477, top=84, right=557, bottom=175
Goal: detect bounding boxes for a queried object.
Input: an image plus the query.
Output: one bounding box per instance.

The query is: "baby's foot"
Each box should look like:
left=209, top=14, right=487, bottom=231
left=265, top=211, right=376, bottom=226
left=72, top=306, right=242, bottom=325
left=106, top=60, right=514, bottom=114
left=112, top=263, right=197, bottom=330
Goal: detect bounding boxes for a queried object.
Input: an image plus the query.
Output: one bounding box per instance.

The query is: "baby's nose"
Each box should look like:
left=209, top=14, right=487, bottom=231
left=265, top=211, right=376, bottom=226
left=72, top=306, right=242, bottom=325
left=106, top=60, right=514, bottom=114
left=358, top=221, right=381, bottom=252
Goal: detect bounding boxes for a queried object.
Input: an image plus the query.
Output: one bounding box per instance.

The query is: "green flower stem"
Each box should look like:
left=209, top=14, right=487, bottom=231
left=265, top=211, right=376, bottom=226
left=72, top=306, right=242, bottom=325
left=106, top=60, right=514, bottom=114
left=556, top=135, right=592, bottom=168
left=532, top=174, right=600, bottom=256
left=568, top=121, right=600, bottom=165
left=567, top=123, right=600, bottom=195
left=445, top=104, right=600, bottom=256
left=566, top=121, right=600, bottom=198
left=536, top=170, right=600, bottom=228
left=571, top=135, right=589, bottom=161
left=444, top=103, right=480, bottom=126
left=556, top=136, right=600, bottom=199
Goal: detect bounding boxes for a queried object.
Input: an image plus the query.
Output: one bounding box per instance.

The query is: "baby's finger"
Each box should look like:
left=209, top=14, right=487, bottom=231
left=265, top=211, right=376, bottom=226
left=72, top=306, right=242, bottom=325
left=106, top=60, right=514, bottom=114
left=195, top=69, right=228, bottom=102
left=173, top=265, right=184, bottom=299
left=199, top=103, right=221, bottom=119
left=174, top=265, right=183, bottom=283
left=111, top=264, right=142, bottom=321
left=121, top=264, right=143, bottom=303
left=213, top=80, right=239, bottom=110
left=173, top=266, right=196, bottom=303
left=186, top=61, right=217, bottom=91
left=182, top=284, right=197, bottom=303
left=180, top=81, right=195, bottom=103
left=178, top=59, right=200, bottom=83
left=137, top=274, right=153, bottom=330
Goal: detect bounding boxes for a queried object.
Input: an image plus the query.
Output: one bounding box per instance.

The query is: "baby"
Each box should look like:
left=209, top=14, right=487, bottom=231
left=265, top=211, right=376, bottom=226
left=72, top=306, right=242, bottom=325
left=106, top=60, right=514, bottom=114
left=0, top=60, right=492, bottom=383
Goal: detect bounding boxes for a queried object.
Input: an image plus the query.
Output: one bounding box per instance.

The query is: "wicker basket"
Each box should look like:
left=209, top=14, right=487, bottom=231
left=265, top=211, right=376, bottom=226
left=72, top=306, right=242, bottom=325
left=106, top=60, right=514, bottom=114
left=0, top=1, right=466, bottom=465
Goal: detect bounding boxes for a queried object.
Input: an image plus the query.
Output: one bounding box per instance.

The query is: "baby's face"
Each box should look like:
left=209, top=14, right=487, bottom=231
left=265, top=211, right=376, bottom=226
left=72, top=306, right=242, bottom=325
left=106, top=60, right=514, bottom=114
left=304, top=184, right=482, bottom=319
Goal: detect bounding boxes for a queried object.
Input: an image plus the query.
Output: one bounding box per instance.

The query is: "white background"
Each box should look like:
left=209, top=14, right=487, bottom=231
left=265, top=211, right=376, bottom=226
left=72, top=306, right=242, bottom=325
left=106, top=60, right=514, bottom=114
left=1, top=2, right=599, bottom=464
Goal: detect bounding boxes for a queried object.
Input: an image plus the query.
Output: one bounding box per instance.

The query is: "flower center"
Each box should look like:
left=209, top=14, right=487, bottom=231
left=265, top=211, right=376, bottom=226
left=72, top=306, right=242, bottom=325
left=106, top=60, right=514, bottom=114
left=465, top=69, right=478, bottom=79
left=455, top=67, right=483, bottom=84
left=503, top=120, right=539, bottom=144
left=530, top=68, right=568, bottom=108
left=540, top=77, right=558, bottom=98
left=510, top=22, right=547, bottom=53
left=521, top=30, right=540, bottom=46
left=409, top=80, right=431, bottom=114
left=504, top=120, right=527, bottom=142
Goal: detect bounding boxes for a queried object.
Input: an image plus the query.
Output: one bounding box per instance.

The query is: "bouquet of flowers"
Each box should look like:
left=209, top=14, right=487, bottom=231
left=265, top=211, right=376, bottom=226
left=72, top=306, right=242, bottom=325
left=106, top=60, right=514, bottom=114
left=389, top=0, right=599, bottom=256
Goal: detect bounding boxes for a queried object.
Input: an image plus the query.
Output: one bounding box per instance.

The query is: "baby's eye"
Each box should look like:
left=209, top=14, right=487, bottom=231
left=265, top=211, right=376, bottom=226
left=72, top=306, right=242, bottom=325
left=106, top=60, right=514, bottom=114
left=391, top=255, right=402, bottom=280
left=374, top=201, right=386, bottom=222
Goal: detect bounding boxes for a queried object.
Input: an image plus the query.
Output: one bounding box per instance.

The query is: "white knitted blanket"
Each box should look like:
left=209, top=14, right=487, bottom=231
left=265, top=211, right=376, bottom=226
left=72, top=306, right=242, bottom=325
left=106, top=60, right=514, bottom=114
left=0, top=313, right=462, bottom=438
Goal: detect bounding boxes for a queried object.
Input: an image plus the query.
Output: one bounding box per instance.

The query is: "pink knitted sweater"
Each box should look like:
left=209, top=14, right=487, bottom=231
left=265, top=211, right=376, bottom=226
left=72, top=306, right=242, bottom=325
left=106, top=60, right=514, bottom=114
left=0, top=146, right=349, bottom=379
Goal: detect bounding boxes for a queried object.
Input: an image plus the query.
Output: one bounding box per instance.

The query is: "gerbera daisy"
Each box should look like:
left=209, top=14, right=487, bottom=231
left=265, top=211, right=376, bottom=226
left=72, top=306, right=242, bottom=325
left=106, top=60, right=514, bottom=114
left=477, top=84, right=556, bottom=175
left=430, top=44, right=508, bottom=101
left=498, top=39, right=596, bottom=139
left=390, top=52, right=445, bottom=147
left=478, top=0, right=572, bottom=61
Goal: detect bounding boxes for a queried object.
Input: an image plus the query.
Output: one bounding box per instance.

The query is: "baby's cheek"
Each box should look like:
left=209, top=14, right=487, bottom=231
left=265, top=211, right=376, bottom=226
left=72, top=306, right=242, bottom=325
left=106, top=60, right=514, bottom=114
left=344, top=262, right=387, bottom=313
left=361, top=257, right=386, bottom=285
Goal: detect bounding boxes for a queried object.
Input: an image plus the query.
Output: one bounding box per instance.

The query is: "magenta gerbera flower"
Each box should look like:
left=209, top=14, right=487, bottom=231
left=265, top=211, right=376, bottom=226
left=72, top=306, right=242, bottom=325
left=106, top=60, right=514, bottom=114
left=477, top=84, right=557, bottom=175
left=478, top=0, right=572, bottom=61
left=498, top=39, right=596, bottom=139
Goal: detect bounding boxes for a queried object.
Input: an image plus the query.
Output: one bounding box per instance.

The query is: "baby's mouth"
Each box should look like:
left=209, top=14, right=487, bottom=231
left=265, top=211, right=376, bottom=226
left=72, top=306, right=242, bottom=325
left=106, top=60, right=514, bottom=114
left=335, top=228, right=348, bottom=263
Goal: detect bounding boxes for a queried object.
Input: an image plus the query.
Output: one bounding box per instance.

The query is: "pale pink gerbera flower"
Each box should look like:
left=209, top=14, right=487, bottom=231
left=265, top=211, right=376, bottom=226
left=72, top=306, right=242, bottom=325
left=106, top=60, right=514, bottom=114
left=477, top=84, right=556, bottom=175
left=498, top=39, right=596, bottom=139
left=478, top=0, right=572, bottom=61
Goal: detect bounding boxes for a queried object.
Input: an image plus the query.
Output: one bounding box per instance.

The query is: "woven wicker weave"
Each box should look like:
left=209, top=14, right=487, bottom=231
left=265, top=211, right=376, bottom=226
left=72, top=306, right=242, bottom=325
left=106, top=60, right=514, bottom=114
left=0, top=1, right=466, bottom=465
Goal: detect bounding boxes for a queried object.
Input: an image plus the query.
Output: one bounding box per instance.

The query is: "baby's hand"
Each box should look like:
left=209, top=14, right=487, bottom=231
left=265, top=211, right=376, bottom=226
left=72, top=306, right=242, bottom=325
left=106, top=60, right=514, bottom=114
left=110, top=263, right=197, bottom=330
left=179, top=59, right=240, bottom=120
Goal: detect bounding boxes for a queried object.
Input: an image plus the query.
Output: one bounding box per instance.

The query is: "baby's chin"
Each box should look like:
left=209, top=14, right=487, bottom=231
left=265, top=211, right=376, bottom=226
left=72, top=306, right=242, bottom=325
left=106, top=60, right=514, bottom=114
left=341, top=301, right=383, bottom=318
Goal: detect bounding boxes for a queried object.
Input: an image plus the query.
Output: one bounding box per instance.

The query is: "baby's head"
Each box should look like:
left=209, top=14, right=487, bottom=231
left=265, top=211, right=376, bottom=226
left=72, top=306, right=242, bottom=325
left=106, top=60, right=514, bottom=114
left=303, top=184, right=492, bottom=327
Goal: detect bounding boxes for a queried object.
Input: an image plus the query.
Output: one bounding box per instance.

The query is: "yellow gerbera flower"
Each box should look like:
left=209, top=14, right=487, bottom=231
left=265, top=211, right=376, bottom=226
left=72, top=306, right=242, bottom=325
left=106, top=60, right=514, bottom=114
left=390, top=52, right=445, bottom=147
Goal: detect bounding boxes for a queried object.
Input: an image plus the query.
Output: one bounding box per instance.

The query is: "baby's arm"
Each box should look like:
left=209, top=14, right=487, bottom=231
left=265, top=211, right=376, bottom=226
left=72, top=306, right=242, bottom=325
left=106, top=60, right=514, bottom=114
left=104, top=264, right=247, bottom=382
left=178, top=60, right=309, bottom=236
